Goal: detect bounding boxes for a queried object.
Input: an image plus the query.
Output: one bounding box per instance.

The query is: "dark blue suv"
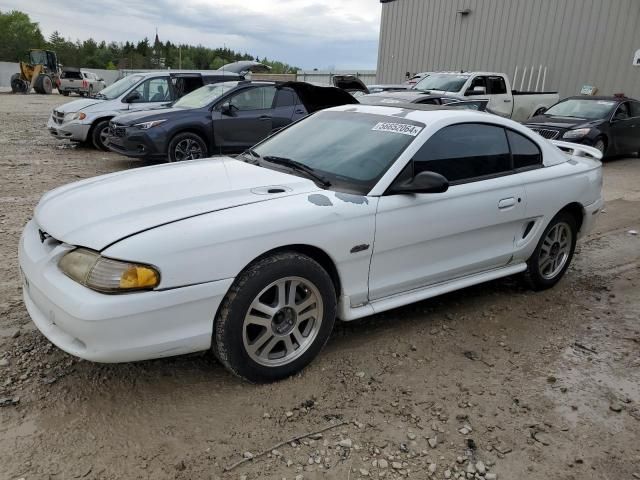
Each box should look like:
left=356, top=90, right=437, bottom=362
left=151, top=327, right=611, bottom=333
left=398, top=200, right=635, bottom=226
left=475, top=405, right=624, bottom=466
left=106, top=81, right=357, bottom=162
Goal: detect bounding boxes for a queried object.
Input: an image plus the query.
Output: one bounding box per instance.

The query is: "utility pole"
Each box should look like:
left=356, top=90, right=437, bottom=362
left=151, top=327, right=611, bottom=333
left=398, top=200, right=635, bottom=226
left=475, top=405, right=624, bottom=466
left=179, top=46, right=182, bottom=69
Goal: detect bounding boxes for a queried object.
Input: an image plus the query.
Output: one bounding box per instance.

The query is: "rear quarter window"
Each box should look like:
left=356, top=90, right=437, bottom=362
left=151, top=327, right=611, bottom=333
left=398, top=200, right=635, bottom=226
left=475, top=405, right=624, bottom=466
left=507, top=130, right=542, bottom=169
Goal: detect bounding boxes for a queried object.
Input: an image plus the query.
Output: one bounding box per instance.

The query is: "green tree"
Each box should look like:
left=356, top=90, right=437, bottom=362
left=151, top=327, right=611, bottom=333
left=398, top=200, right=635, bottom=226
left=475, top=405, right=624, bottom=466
left=0, top=10, right=45, bottom=62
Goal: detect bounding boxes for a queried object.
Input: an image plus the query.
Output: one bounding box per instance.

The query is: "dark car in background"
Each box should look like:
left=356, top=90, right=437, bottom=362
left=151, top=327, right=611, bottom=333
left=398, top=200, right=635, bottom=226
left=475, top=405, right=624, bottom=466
left=358, top=91, right=490, bottom=111
left=106, top=81, right=357, bottom=162
left=525, top=96, right=640, bottom=158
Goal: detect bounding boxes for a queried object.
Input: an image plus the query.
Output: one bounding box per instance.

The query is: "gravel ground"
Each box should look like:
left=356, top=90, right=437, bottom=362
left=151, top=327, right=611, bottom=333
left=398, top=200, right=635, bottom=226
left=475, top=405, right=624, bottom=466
left=0, top=92, right=639, bottom=480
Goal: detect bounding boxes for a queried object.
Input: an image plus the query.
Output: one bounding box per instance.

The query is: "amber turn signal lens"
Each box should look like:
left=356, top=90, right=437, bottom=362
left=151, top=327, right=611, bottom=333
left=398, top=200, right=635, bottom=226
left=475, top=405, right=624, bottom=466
left=119, top=266, right=160, bottom=289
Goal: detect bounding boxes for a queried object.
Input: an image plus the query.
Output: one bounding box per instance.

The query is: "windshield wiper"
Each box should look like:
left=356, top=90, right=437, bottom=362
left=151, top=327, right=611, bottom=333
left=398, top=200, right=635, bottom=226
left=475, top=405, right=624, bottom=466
left=262, top=155, right=331, bottom=188
left=93, top=92, right=107, bottom=99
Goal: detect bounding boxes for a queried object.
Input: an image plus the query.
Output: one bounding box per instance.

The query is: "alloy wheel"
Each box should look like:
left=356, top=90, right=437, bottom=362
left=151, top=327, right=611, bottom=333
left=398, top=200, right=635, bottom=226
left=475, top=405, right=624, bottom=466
left=242, top=276, right=323, bottom=367
left=174, top=138, right=203, bottom=161
left=538, top=222, right=572, bottom=280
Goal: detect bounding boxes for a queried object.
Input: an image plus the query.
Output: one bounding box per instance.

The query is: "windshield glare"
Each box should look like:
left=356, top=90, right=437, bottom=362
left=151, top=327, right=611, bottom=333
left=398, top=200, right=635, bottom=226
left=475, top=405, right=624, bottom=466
left=544, top=99, right=617, bottom=120
left=252, top=111, right=423, bottom=193
left=97, top=75, right=143, bottom=100
left=174, top=83, right=238, bottom=109
left=415, top=74, right=469, bottom=92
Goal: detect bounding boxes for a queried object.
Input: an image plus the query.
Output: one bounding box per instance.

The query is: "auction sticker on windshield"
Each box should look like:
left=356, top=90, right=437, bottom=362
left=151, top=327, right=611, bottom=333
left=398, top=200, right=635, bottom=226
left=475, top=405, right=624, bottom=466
left=372, top=122, right=423, bottom=136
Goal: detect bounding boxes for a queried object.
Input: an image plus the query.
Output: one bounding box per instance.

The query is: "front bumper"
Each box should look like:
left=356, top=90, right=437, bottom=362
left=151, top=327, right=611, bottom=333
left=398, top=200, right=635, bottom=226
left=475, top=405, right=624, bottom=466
left=19, top=219, right=233, bottom=363
left=47, top=115, right=90, bottom=142
left=106, top=125, right=166, bottom=159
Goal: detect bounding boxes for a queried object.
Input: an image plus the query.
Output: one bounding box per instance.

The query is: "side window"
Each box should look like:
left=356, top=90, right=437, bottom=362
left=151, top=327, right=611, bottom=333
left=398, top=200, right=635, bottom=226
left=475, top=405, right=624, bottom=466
left=418, top=98, right=439, bottom=105
left=487, top=76, right=507, bottom=94
left=507, top=130, right=542, bottom=169
left=613, top=102, right=630, bottom=120
left=130, top=77, right=171, bottom=102
left=413, top=124, right=511, bottom=183
left=274, top=88, right=296, bottom=108
left=630, top=101, right=640, bottom=118
left=229, top=86, right=277, bottom=111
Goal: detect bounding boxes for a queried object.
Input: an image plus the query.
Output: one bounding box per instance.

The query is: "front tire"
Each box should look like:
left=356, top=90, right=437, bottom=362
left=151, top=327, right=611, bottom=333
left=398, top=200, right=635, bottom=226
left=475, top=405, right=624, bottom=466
left=91, top=119, right=111, bottom=151
left=167, top=132, right=208, bottom=162
left=213, top=252, right=337, bottom=382
left=526, top=212, right=578, bottom=290
left=593, top=137, right=607, bottom=158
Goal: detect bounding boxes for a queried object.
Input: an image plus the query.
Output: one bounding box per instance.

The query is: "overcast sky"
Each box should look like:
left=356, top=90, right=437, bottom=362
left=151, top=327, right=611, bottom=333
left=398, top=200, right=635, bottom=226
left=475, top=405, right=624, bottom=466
left=0, top=0, right=381, bottom=69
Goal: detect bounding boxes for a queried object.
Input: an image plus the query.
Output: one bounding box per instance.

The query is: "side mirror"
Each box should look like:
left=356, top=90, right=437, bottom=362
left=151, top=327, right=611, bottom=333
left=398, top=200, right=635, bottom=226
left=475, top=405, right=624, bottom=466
left=124, top=91, right=141, bottom=103
left=466, top=86, right=487, bottom=96
left=220, top=102, right=237, bottom=115
left=98, top=78, right=104, bottom=82
left=389, top=171, right=449, bottom=194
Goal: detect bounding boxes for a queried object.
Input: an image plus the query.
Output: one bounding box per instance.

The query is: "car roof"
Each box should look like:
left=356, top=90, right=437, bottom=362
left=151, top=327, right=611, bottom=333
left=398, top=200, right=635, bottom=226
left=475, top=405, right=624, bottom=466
left=564, top=95, right=630, bottom=102
left=326, top=103, right=488, bottom=121
left=126, top=70, right=241, bottom=79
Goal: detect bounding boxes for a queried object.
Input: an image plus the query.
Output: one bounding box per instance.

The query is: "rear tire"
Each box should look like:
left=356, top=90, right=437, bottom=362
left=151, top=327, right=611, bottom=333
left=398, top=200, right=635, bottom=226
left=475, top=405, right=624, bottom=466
left=91, top=119, right=111, bottom=151
left=167, top=132, right=208, bottom=162
left=526, top=212, right=578, bottom=290
left=213, top=252, right=337, bottom=383
left=61, top=90, right=69, bottom=96
left=34, top=75, right=52, bottom=94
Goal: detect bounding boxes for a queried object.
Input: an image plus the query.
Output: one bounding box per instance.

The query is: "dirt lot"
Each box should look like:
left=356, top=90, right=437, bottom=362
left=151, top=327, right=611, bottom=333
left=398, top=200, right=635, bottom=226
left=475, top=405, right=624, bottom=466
left=0, top=92, right=639, bottom=480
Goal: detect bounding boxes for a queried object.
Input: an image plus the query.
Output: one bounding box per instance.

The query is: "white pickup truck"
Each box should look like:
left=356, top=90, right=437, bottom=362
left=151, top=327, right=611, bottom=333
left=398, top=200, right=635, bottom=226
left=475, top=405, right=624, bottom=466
left=412, top=72, right=559, bottom=122
left=59, top=68, right=106, bottom=97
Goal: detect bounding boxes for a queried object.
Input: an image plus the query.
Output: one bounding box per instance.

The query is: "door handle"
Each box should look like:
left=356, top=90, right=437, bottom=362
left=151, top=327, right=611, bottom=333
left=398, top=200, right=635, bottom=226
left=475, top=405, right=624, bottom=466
left=503, top=99, right=512, bottom=103
left=258, top=116, right=271, bottom=121
left=294, top=109, right=305, bottom=114
left=498, top=197, right=517, bottom=209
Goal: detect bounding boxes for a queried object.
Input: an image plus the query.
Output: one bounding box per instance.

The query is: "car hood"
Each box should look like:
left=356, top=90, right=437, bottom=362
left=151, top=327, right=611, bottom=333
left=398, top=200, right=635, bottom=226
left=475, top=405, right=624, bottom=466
left=34, top=157, right=320, bottom=250
left=525, top=115, right=600, bottom=129
left=112, top=106, right=192, bottom=125
left=54, top=98, right=105, bottom=113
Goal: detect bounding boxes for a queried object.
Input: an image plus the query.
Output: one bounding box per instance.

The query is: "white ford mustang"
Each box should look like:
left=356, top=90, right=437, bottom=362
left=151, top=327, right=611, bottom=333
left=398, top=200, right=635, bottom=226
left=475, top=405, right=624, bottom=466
left=19, top=105, right=603, bottom=382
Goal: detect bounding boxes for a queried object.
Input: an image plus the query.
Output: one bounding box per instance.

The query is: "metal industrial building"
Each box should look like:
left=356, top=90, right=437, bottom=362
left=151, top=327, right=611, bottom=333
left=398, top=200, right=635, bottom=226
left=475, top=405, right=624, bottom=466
left=377, top=0, right=640, bottom=98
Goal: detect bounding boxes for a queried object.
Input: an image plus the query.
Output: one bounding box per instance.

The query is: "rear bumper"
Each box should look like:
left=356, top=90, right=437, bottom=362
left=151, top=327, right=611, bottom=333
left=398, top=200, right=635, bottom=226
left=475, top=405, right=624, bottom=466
left=19, top=219, right=233, bottom=363
left=580, top=196, right=604, bottom=239
left=47, top=116, right=90, bottom=142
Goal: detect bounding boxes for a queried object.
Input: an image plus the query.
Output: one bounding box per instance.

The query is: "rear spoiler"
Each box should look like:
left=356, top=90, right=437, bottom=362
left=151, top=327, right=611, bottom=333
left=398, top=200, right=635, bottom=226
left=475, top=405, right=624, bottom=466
left=551, top=140, right=603, bottom=161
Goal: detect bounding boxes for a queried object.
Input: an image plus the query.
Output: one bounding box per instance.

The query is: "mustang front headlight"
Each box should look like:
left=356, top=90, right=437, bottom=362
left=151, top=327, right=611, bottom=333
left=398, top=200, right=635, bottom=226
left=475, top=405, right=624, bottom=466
left=64, top=112, right=86, bottom=121
left=134, top=119, right=167, bottom=130
left=58, top=248, right=160, bottom=293
left=562, top=128, right=591, bottom=139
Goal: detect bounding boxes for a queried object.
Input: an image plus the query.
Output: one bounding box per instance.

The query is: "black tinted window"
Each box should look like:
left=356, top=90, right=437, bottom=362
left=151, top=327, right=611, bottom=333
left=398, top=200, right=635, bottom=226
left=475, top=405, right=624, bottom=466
left=413, top=124, right=511, bottom=183
left=274, top=89, right=296, bottom=107
left=488, top=76, right=507, bottom=94
left=507, top=130, right=542, bottom=169
left=631, top=101, right=640, bottom=118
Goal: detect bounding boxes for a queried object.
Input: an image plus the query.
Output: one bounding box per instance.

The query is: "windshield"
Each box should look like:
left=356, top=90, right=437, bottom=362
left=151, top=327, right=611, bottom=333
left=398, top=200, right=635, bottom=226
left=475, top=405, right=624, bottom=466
left=251, top=111, right=423, bottom=194
left=29, top=50, right=47, bottom=65
left=173, top=83, right=238, bottom=109
left=415, top=74, right=469, bottom=92
left=544, top=99, right=617, bottom=120
left=95, top=75, right=143, bottom=100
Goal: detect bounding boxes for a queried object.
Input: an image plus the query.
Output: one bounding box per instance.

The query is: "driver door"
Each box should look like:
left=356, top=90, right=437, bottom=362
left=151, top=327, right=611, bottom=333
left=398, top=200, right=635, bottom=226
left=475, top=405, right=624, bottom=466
left=212, top=86, right=276, bottom=153
left=368, top=123, right=526, bottom=300
left=610, top=102, right=637, bottom=154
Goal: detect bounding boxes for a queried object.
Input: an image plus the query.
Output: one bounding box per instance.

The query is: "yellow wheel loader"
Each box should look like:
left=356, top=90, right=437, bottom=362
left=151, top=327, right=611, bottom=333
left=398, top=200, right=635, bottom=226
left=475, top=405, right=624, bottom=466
left=11, top=49, right=61, bottom=94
